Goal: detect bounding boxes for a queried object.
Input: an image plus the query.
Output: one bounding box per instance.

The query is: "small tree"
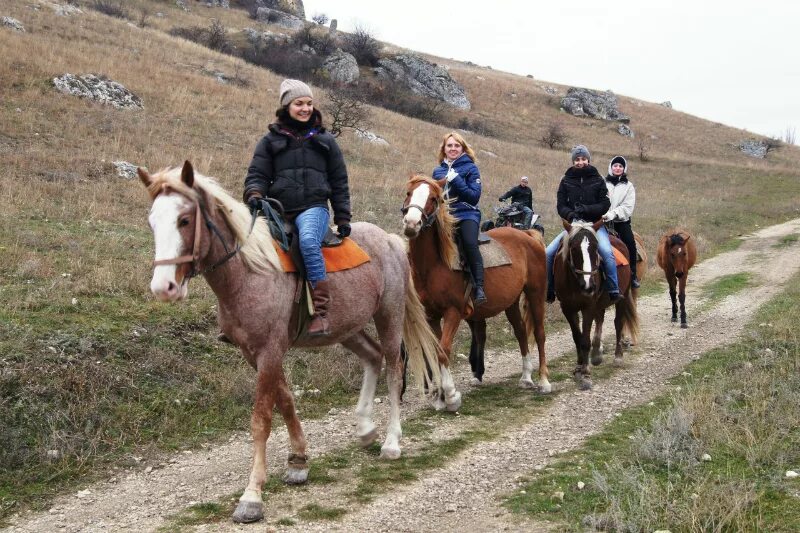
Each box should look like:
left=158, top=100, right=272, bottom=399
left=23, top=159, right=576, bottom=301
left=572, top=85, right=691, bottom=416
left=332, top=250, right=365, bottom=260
left=207, top=19, right=231, bottom=53
left=637, top=133, right=652, bottom=162
left=539, top=121, right=567, bottom=149
left=344, top=24, right=382, bottom=66
left=782, top=126, right=796, bottom=145
left=311, top=12, right=329, bottom=25
left=325, top=85, right=371, bottom=137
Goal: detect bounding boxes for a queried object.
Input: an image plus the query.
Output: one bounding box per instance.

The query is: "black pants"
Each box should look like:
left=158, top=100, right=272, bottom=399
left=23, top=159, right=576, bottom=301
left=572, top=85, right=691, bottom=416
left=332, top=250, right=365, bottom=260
left=457, top=219, right=484, bottom=287
left=610, top=220, right=637, bottom=279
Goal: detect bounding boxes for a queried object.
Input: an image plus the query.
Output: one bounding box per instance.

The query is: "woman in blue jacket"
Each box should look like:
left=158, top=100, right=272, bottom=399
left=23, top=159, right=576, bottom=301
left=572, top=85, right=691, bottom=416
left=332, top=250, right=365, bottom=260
left=432, top=132, right=486, bottom=306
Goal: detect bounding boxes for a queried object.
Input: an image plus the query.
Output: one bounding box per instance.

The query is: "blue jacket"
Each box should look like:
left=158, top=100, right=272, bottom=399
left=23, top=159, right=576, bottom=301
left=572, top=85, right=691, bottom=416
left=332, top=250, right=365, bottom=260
left=432, top=153, right=482, bottom=223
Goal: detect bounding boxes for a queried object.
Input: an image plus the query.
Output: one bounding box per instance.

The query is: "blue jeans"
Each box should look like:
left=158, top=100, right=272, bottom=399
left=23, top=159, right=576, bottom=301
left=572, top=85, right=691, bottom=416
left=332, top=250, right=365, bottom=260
left=520, top=206, right=533, bottom=228
left=546, top=226, right=620, bottom=294
left=294, top=206, right=330, bottom=284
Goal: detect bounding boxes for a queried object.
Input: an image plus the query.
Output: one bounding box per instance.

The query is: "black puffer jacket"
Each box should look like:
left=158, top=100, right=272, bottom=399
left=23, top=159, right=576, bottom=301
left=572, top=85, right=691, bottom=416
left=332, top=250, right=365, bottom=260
left=556, top=165, right=610, bottom=223
left=243, top=111, right=351, bottom=223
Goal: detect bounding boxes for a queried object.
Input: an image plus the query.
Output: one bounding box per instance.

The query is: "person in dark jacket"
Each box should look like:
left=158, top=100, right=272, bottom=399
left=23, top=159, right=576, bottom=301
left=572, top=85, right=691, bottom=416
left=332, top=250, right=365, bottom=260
left=432, top=132, right=486, bottom=306
left=499, top=176, right=534, bottom=228
left=545, top=145, right=622, bottom=303
left=602, top=155, right=640, bottom=288
left=243, top=79, right=351, bottom=337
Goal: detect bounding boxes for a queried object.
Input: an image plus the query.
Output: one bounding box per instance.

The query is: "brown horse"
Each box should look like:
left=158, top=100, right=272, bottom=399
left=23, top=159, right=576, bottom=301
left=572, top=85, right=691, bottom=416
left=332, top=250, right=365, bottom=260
left=139, top=162, right=442, bottom=523
left=656, top=229, right=697, bottom=328
left=553, top=220, right=639, bottom=390
left=401, top=175, right=550, bottom=399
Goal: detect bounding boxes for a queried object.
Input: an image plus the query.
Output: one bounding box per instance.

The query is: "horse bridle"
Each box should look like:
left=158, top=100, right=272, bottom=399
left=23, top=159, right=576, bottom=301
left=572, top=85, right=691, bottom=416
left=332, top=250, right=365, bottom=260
left=566, top=232, right=601, bottom=278
left=401, top=197, right=439, bottom=230
left=152, top=188, right=255, bottom=281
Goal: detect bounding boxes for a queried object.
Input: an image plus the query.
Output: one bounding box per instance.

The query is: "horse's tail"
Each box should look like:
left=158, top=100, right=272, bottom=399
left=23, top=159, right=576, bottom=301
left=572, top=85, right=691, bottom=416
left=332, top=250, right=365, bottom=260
left=619, top=284, right=640, bottom=345
left=403, top=273, right=442, bottom=392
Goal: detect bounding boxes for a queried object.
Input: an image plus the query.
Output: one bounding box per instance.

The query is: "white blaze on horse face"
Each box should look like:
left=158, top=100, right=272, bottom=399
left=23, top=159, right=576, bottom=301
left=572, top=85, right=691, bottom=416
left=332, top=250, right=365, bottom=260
left=149, top=193, right=191, bottom=301
left=403, top=183, right=431, bottom=233
left=580, top=235, right=592, bottom=288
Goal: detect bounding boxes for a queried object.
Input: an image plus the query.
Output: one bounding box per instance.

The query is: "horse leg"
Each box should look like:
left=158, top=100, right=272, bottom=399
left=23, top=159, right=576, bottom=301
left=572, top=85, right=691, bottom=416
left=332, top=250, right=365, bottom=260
left=577, top=311, right=594, bottom=390
left=668, top=275, right=678, bottom=322
left=341, top=332, right=382, bottom=448
left=679, top=274, right=688, bottom=328
left=591, top=307, right=606, bottom=366
left=613, top=301, right=625, bottom=365
left=233, top=364, right=279, bottom=524
left=524, top=286, right=550, bottom=393
left=505, top=301, right=534, bottom=389
left=434, top=308, right=462, bottom=412
left=563, top=308, right=588, bottom=388
left=467, top=320, right=482, bottom=384
left=269, top=373, right=309, bottom=485
left=474, top=319, right=487, bottom=384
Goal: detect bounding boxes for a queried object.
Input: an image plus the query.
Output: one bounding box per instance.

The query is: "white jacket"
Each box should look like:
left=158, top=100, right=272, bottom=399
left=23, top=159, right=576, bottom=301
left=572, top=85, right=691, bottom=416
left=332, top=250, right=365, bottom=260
left=603, top=177, right=636, bottom=222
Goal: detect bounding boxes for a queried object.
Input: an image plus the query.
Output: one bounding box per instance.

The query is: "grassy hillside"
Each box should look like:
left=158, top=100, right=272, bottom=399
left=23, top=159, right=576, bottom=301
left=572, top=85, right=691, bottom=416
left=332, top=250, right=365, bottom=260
left=1, top=0, right=799, bottom=515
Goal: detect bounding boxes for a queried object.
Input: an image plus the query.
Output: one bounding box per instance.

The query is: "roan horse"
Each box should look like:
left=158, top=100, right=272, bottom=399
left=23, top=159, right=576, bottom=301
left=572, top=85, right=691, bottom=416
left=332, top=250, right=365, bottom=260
left=656, top=229, right=697, bottom=328
left=553, top=220, right=639, bottom=390
left=139, top=162, right=441, bottom=524
left=401, top=175, right=550, bottom=400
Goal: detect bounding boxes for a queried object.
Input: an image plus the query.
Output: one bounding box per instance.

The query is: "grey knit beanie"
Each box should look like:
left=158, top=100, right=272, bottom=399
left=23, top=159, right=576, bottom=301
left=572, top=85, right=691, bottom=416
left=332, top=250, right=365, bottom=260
left=279, top=79, right=313, bottom=106
left=570, top=144, right=591, bottom=163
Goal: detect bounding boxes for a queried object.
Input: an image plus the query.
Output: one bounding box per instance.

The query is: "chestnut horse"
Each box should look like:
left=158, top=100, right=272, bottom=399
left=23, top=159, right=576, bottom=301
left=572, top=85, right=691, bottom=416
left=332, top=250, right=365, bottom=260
left=401, top=175, right=550, bottom=399
left=553, top=220, right=639, bottom=390
left=656, top=229, right=697, bottom=328
left=139, top=162, right=441, bottom=524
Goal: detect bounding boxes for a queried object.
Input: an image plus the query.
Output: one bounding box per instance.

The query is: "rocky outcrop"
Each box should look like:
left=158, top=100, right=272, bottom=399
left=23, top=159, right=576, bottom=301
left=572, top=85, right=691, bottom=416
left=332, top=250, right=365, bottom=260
left=738, top=139, right=768, bottom=158
left=243, top=27, right=290, bottom=45
left=255, top=0, right=304, bottom=18
left=617, top=124, right=634, bottom=138
left=53, top=74, right=143, bottom=110
left=660, top=101, right=672, bottom=108
left=113, top=161, right=138, bottom=179
left=561, top=87, right=630, bottom=123
left=2, top=16, right=25, bottom=32
left=355, top=130, right=389, bottom=146
left=322, top=49, right=359, bottom=84
left=255, top=7, right=304, bottom=30
left=374, top=54, right=471, bottom=110
left=44, top=1, right=83, bottom=16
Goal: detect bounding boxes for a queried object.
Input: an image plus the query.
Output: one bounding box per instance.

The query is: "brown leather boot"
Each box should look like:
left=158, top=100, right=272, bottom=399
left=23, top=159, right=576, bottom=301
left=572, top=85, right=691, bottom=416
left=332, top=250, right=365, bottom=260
left=307, top=279, right=331, bottom=337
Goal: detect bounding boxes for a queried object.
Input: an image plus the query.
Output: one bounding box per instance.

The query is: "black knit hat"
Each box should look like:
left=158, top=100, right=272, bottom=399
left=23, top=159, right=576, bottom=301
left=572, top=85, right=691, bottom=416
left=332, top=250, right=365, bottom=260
left=608, top=155, right=627, bottom=175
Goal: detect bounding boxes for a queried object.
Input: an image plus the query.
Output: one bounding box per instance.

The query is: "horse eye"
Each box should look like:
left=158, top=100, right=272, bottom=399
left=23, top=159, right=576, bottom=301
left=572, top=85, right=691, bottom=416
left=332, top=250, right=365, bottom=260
left=179, top=216, right=190, bottom=227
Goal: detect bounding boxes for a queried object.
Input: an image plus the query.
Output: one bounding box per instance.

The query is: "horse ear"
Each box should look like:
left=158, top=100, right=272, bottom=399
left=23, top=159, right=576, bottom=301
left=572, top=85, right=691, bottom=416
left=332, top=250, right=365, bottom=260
left=561, top=219, right=572, bottom=232
left=137, top=167, right=151, bottom=187
left=683, top=234, right=691, bottom=242
left=181, top=160, right=194, bottom=187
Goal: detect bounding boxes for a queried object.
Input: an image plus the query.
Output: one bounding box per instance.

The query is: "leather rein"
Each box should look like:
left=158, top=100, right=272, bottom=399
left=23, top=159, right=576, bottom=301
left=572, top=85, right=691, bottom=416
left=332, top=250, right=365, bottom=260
left=152, top=190, right=257, bottom=281
left=401, top=196, right=439, bottom=230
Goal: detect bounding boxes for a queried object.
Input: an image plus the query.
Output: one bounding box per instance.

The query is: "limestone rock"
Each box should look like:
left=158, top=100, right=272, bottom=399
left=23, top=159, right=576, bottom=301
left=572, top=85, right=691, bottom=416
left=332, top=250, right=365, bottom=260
left=255, top=7, right=304, bottom=30
left=2, top=16, right=25, bottom=32
left=660, top=101, right=673, bottom=108
left=374, top=53, right=471, bottom=110
left=738, top=139, right=768, bottom=158
left=53, top=74, right=143, bottom=110
left=561, top=87, right=630, bottom=123
left=355, top=130, right=389, bottom=146
left=113, top=161, right=138, bottom=179
left=255, top=0, right=304, bottom=19
left=618, top=124, right=634, bottom=138
left=322, top=49, right=359, bottom=84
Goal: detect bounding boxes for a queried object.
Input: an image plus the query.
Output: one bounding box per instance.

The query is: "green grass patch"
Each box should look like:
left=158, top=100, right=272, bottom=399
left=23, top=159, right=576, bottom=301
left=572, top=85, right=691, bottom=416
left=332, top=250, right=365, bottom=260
left=297, top=503, right=347, bottom=521
left=504, top=271, right=800, bottom=532
left=773, top=233, right=800, bottom=248
left=157, top=501, right=232, bottom=532
left=702, top=271, right=752, bottom=303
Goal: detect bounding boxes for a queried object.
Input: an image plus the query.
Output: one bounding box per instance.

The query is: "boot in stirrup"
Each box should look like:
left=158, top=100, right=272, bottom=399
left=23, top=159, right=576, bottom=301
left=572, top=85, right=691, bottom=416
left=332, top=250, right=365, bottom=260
left=307, top=279, right=331, bottom=337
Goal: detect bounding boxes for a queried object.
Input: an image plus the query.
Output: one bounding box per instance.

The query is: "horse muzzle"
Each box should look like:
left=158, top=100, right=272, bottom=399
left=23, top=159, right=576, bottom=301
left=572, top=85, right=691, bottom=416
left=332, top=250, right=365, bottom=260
left=403, top=218, right=421, bottom=238
left=150, top=275, right=189, bottom=302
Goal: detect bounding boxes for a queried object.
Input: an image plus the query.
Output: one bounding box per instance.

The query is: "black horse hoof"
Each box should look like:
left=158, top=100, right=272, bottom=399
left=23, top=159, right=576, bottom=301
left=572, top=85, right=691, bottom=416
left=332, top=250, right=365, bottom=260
left=671, top=316, right=678, bottom=323
left=232, top=501, right=264, bottom=523
left=681, top=322, right=688, bottom=329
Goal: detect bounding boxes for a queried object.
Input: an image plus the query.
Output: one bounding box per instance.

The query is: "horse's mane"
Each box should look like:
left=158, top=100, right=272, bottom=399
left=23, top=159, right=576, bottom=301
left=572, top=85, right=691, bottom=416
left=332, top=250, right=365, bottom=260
left=145, top=167, right=281, bottom=274
left=560, top=221, right=598, bottom=263
left=409, top=175, right=459, bottom=268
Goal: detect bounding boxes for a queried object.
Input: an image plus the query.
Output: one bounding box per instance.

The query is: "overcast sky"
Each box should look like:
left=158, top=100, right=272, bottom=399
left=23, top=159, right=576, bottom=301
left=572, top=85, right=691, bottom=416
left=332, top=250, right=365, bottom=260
left=302, top=0, right=799, bottom=143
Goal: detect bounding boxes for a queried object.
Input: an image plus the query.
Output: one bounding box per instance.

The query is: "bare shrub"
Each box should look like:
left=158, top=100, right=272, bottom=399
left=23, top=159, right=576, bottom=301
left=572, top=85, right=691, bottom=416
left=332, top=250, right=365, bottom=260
left=764, top=137, right=782, bottom=155
left=311, top=12, right=329, bottom=25
left=324, top=85, right=371, bottom=137
left=206, top=19, right=231, bottom=53
left=632, top=405, right=700, bottom=469
left=343, top=24, right=382, bottom=67
left=241, top=39, right=322, bottom=82
left=782, top=126, right=796, bottom=145
left=293, top=24, right=336, bottom=56
left=539, top=121, right=567, bottom=149
left=637, top=132, right=652, bottom=162
left=137, top=6, right=150, bottom=28
left=90, top=0, right=129, bottom=19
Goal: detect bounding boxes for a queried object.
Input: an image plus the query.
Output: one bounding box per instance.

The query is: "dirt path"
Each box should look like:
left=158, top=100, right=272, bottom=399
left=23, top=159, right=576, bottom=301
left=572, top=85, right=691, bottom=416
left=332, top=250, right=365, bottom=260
left=6, top=219, right=800, bottom=533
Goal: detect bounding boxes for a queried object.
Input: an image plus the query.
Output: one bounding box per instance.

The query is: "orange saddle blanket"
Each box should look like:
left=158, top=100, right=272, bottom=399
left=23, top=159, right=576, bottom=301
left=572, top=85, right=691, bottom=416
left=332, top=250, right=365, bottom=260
left=273, top=238, right=371, bottom=273
left=612, top=246, right=629, bottom=267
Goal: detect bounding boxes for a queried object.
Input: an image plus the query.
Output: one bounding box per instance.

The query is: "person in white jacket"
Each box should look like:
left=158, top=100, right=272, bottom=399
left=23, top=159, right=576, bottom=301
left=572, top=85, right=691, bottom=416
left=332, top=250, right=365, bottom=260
left=602, top=156, right=640, bottom=288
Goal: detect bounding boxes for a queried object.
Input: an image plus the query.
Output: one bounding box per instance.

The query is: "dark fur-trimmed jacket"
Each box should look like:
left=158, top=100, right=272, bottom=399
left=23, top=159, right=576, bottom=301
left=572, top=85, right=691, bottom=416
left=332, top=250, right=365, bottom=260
left=556, top=165, right=610, bottom=223
left=243, top=115, right=351, bottom=223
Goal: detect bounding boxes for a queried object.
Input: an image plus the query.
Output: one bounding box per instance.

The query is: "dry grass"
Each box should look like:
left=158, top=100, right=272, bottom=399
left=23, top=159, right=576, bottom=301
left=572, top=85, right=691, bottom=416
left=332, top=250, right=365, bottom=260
left=2, top=0, right=800, bottom=513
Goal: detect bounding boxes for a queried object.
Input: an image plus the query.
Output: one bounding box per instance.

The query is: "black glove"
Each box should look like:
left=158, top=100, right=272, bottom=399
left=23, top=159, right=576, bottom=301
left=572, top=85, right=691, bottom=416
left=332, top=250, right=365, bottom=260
left=246, top=195, right=262, bottom=214
left=567, top=211, right=578, bottom=222
left=337, top=223, right=351, bottom=238
left=498, top=196, right=504, bottom=202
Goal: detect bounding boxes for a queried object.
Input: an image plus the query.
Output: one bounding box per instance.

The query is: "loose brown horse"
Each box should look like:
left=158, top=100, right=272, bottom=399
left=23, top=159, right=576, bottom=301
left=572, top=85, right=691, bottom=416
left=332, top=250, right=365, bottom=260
left=401, top=175, right=550, bottom=399
left=139, top=162, right=441, bottom=523
left=554, top=220, right=639, bottom=390
left=656, top=229, right=697, bottom=328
